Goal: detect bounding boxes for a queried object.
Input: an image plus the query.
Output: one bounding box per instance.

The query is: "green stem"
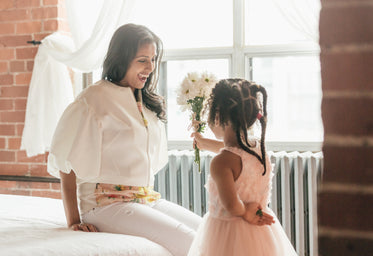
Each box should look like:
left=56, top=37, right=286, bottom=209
left=195, top=147, right=201, bottom=173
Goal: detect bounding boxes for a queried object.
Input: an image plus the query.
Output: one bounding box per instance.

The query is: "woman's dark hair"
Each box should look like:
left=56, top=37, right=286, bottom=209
left=207, top=78, right=268, bottom=175
left=102, top=23, right=166, bottom=121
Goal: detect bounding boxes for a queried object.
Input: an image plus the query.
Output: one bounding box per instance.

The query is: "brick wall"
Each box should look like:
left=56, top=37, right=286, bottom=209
left=0, top=0, right=69, bottom=199
left=318, top=0, right=373, bottom=255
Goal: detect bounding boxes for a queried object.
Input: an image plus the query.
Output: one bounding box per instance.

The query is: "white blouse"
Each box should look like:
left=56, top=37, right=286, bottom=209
left=47, top=80, right=168, bottom=212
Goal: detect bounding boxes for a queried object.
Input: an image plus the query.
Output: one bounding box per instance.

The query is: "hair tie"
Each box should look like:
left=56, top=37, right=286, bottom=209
left=257, top=112, right=263, bottom=120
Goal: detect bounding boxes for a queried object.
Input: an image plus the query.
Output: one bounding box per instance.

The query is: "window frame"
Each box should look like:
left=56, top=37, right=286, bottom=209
left=85, top=0, right=322, bottom=152
left=162, top=0, right=321, bottom=152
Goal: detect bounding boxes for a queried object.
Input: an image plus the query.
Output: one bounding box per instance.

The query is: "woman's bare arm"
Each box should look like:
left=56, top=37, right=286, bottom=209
left=60, top=171, right=98, bottom=232
left=60, top=171, right=81, bottom=227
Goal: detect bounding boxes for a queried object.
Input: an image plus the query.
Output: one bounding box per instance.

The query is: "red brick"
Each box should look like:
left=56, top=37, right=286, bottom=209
left=322, top=146, right=373, bottom=185
left=15, top=73, right=32, bottom=85
left=0, top=62, right=8, bottom=73
left=0, top=74, right=13, bottom=85
left=0, top=99, right=14, bottom=110
left=320, top=5, right=373, bottom=45
left=0, top=138, right=5, bottom=148
left=32, top=7, right=58, bottom=20
left=33, top=33, right=50, bottom=41
left=14, top=98, right=27, bottom=110
left=0, top=86, right=29, bottom=97
left=10, top=61, right=25, bottom=73
left=322, top=98, right=373, bottom=136
left=0, top=189, right=31, bottom=196
left=0, top=9, right=32, bottom=22
left=51, top=182, right=61, bottom=190
left=16, top=124, right=24, bottom=136
left=318, top=192, right=373, bottom=231
left=43, top=19, right=58, bottom=32
left=0, top=163, right=29, bottom=175
left=16, top=21, right=43, bottom=34
left=0, top=124, right=16, bottom=136
left=16, top=181, right=52, bottom=190
left=0, top=180, right=17, bottom=189
left=16, top=47, right=38, bottom=60
left=29, top=163, right=49, bottom=176
left=0, top=35, right=32, bottom=47
left=26, top=60, right=34, bottom=71
left=31, top=190, right=61, bottom=199
left=0, top=23, right=15, bottom=35
left=319, top=236, right=373, bottom=256
left=15, top=0, right=42, bottom=8
left=16, top=151, right=45, bottom=163
left=0, top=110, right=26, bottom=122
left=16, top=181, right=32, bottom=189
left=0, top=0, right=14, bottom=9
left=30, top=182, right=51, bottom=189
left=0, top=150, right=16, bottom=162
left=8, top=138, right=21, bottom=150
left=43, top=0, right=59, bottom=5
left=321, top=51, right=373, bottom=92
left=0, top=48, right=15, bottom=60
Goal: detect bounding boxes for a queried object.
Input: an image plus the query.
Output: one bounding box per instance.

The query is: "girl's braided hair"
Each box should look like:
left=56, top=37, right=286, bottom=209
left=207, top=78, right=268, bottom=175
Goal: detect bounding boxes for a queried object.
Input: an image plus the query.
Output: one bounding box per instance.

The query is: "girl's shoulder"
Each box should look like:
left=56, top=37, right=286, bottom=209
left=211, top=149, right=242, bottom=180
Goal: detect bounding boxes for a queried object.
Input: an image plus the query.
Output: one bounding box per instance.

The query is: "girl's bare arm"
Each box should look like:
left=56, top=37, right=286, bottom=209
left=191, top=132, right=224, bottom=154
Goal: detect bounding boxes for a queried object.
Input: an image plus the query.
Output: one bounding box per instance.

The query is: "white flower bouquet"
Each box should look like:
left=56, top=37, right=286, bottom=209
left=176, top=72, right=217, bottom=172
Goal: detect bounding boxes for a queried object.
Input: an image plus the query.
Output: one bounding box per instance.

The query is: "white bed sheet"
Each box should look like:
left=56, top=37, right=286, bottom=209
left=0, top=194, right=172, bottom=256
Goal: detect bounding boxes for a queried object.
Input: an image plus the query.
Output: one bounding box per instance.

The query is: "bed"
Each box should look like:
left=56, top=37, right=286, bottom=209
left=0, top=194, right=172, bottom=256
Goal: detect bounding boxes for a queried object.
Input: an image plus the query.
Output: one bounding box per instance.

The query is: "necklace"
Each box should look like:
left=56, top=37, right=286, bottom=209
left=136, top=90, right=148, bottom=128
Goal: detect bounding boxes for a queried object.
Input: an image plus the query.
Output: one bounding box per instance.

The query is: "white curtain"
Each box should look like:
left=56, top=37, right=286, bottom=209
left=269, top=0, right=321, bottom=42
left=21, top=0, right=134, bottom=157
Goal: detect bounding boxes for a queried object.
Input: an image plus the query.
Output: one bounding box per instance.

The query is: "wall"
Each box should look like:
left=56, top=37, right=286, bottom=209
left=318, top=0, right=373, bottom=255
left=0, top=0, right=68, bottom=199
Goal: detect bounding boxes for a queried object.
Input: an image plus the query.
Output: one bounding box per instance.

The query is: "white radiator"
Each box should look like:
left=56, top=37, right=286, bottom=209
left=154, top=150, right=323, bottom=256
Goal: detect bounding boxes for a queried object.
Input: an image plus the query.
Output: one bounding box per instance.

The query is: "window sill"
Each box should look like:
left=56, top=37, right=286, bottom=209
left=168, top=140, right=323, bottom=152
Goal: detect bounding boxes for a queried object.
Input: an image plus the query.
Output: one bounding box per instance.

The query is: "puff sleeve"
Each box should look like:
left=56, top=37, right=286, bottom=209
left=47, top=98, right=102, bottom=182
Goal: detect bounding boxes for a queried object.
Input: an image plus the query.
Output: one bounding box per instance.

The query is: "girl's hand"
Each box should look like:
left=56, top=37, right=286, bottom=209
left=70, top=223, right=99, bottom=232
left=243, top=202, right=275, bottom=226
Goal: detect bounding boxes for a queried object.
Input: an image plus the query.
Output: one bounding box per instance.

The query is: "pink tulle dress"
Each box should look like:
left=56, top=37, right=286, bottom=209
left=188, top=146, right=298, bottom=256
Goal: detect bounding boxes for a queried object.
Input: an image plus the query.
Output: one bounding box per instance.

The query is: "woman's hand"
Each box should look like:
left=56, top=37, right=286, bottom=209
left=70, top=223, right=99, bottom=232
left=243, top=202, right=275, bottom=226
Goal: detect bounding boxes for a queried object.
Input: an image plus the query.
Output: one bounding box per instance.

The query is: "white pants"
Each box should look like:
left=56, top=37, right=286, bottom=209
left=82, top=199, right=202, bottom=256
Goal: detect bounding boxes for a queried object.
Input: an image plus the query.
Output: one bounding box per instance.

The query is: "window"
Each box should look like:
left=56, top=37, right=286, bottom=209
left=91, top=0, right=322, bottom=151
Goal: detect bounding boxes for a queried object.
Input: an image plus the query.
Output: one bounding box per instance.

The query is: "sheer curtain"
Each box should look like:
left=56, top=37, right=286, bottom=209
left=269, top=0, right=321, bottom=42
left=21, top=0, right=134, bottom=157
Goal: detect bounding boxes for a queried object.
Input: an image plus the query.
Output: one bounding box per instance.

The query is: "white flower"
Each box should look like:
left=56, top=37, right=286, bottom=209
left=176, top=71, right=218, bottom=111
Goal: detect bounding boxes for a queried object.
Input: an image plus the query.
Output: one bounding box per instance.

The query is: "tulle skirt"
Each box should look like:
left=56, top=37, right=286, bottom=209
left=188, top=209, right=298, bottom=256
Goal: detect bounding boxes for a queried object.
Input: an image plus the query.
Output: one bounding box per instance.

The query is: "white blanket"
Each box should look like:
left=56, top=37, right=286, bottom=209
left=0, top=194, right=172, bottom=256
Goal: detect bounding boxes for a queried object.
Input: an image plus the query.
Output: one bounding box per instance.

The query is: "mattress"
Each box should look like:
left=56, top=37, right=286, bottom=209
left=0, top=194, right=172, bottom=256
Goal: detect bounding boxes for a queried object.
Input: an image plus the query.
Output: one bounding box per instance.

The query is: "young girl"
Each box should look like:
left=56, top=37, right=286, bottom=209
left=188, top=79, right=298, bottom=256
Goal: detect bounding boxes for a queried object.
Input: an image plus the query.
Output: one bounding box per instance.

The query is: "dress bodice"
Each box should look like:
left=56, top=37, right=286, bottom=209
left=206, top=146, right=273, bottom=219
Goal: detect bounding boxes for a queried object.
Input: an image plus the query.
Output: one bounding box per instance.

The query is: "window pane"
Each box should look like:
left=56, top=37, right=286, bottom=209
left=251, top=55, right=323, bottom=142
left=167, top=59, right=229, bottom=141
left=245, top=0, right=309, bottom=45
left=129, top=0, right=233, bottom=49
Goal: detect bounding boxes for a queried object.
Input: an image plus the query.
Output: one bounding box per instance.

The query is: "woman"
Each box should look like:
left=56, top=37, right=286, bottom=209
left=48, top=24, right=201, bottom=256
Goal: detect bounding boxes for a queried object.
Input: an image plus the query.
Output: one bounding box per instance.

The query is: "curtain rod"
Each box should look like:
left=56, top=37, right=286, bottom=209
left=27, top=40, right=42, bottom=45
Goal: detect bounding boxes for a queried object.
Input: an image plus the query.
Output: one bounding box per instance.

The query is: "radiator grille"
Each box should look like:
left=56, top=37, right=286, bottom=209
left=154, top=150, right=323, bottom=256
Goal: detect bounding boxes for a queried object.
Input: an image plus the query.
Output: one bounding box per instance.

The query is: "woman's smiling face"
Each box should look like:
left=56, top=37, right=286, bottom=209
left=119, top=42, right=157, bottom=92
